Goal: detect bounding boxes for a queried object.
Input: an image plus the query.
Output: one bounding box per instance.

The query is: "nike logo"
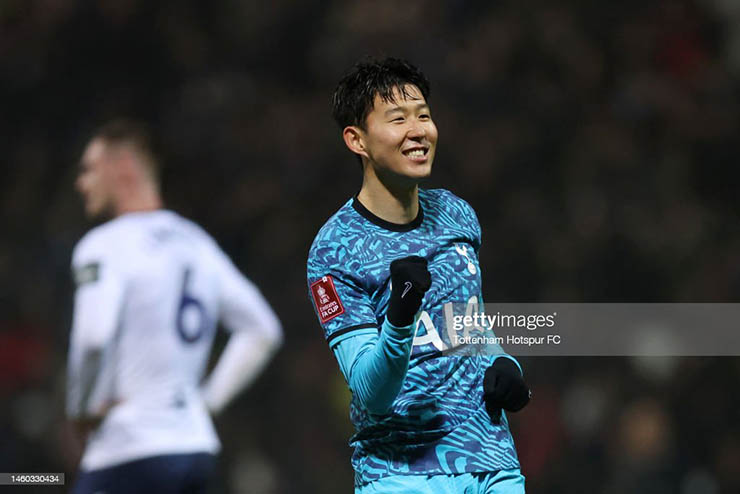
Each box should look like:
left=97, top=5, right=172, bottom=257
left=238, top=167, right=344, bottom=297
left=401, top=281, right=413, bottom=298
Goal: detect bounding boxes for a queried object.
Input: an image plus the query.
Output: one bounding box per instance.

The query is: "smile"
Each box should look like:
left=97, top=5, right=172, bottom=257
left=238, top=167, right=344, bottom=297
left=402, top=147, right=429, bottom=161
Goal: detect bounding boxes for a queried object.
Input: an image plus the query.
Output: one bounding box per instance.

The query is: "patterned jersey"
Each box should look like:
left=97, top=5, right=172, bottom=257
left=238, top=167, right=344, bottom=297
left=307, top=188, right=520, bottom=485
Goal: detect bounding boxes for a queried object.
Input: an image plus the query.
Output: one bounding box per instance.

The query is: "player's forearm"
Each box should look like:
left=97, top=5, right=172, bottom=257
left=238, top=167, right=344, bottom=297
left=347, top=318, right=415, bottom=415
left=201, top=329, right=282, bottom=415
left=66, top=346, right=104, bottom=419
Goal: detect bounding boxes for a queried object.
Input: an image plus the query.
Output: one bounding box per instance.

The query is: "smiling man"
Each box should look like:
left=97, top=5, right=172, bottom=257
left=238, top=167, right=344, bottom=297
left=307, top=58, right=530, bottom=493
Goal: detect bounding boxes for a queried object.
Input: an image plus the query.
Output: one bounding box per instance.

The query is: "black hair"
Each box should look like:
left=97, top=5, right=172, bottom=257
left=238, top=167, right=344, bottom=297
left=331, top=57, right=431, bottom=130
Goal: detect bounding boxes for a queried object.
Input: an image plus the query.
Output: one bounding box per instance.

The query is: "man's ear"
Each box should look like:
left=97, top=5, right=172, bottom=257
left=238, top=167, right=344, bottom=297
left=342, top=126, right=369, bottom=160
left=111, top=147, right=139, bottom=186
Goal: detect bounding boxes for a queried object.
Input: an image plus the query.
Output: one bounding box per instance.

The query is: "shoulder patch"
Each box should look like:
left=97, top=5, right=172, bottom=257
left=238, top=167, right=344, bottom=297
left=310, top=275, right=345, bottom=324
left=74, top=262, right=100, bottom=286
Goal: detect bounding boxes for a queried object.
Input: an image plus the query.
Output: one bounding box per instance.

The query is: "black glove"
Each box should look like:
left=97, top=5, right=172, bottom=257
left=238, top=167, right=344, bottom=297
left=386, top=256, right=432, bottom=327
left=483, top=358, right=530, bottom=423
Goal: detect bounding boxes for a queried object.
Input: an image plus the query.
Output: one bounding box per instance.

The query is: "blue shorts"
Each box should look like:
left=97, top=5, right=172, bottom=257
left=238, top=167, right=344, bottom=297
left=357, top=469, right=525, bottom=494
left=72, top=452, right=216, bottom=494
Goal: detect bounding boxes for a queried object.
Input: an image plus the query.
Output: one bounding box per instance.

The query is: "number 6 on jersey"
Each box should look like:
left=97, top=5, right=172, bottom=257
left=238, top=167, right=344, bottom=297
left=176, top=267, right=210, bottom=343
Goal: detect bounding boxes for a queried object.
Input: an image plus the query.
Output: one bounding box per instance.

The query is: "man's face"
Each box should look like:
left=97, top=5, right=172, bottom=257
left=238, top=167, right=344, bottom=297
left=76, top=138, right=116, bottom=218
left=360, top=84, right=438, bottom=184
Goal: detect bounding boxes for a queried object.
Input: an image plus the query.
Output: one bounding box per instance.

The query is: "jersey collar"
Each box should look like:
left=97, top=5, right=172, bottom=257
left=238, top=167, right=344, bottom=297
left=351, top=195, right=424, bottom=232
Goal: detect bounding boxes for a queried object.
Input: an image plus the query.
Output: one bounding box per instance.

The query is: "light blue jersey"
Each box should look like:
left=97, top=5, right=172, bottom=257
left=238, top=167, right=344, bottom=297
left=307, top=189, right=520, bottom=486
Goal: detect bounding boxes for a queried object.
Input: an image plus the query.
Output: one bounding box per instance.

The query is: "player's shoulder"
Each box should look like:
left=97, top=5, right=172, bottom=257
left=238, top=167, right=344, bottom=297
left=162, top=210, right=218, bottom=245
left=421, top=188, right=478, bottom=222
left=421, top=187, right=468, bottom=207
left=151, top=211, right=230, bottom=265
left=72, top=218, right=129, bottom=265
left=73, top=210, right=219, bottom=262
left=308, top=198, right=357, bottom=255
left=308, top=197, right=376, bottom=281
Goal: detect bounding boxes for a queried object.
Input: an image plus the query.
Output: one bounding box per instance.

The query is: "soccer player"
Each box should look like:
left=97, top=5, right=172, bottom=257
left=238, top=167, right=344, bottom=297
left=66, top=120, right=283, bottom=493
left=307, top=58, right=531, bottom=493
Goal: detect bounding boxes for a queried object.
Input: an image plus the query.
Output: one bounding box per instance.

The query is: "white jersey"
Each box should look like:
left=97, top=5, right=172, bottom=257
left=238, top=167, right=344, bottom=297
left=67, top=210, right=281, bottom=471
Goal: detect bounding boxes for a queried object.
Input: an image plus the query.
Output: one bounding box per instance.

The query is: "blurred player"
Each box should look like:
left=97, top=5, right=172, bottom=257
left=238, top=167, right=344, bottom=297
left=307, top=58, right=530, bottom=493
left=66, top=120, right=283, bottom=493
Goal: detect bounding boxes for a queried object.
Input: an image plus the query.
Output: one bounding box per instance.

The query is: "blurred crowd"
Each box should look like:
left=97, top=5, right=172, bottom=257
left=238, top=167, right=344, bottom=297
left=1, top=0, right=739, bottom=492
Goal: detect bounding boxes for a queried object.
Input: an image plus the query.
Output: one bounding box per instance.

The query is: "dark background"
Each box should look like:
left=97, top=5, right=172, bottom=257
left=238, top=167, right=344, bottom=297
left=1, top=0, right=739, bottom=492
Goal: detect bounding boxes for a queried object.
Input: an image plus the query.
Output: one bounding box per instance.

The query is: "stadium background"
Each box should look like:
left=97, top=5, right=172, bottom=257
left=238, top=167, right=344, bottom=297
left=1, top=0, right=739, bottom=492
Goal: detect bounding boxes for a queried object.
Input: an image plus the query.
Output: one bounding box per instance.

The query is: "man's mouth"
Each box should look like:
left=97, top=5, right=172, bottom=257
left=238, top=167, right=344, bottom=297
left=402, top=147, right=429, bottom=161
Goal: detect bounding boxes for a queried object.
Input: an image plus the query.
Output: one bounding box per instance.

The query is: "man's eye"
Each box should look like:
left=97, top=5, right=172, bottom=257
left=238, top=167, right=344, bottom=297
left=391, top=117, right=404, bottom=123
left=419, top=114, right=430, bottom=119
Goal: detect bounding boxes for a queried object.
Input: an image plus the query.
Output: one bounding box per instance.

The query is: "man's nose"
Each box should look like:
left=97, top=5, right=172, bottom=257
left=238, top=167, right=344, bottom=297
left=407, top=121, right=426, bottom=139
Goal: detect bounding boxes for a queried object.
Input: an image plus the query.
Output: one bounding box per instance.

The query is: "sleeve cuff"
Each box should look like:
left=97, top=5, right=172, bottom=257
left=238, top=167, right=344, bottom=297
left=381, top=317, right=417, bottom=339
left=327, top=323, right=379, bottom=348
